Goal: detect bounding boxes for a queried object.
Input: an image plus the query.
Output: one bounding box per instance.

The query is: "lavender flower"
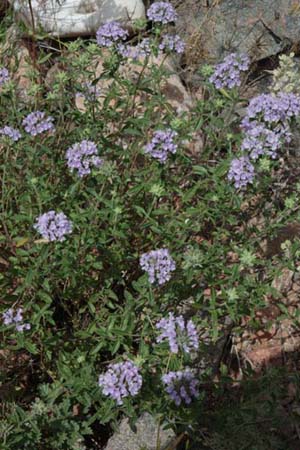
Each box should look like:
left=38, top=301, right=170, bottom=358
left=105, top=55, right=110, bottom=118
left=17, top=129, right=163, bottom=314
left=22, top=111, right=55, bottom=136
left=2, top=307, right=31, bottom=332
left=228, top=156, right=255, bottom=189
left=159, top=34, right=185, bottom=54
left=239, top=92, right=300, bottom=161
left=66, top=140, right=103, bottom=178
left=34, top=211, right=73, bottom=242
left=162, top=369, right=199, bottom=406
left=0, top=67, right=9, bottom=86
left=98, top=360, right=142, bottom=405
left=16, top=322, right=31, bottom=332
left=147, top=2, right=178, bottom=24
left=76, top=82, right=101, bottom=102
left=144, top=129, right=178, bottom=163
left=136, top=38, right=152, bottom=57
left=0, top=126, right=21, bottom=141
left=140, top=248, right=176, bottom=285
left=2, top=308, right=14, bottom=325
left=241, top=122, right=290, bottom=160
left=156, top=313, right=198, bottom=354
left=209, top=53, right=250, bottom=89
left=242, top=92, right=300, bottom=125
left=96, top=21, right=128, bottom=47
left=117, top=38, right=152, bottom=59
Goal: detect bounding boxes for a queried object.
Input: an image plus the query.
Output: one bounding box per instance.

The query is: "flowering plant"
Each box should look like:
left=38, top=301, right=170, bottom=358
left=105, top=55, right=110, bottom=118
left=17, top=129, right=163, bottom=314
left=1, top=3, right=298, bottom=449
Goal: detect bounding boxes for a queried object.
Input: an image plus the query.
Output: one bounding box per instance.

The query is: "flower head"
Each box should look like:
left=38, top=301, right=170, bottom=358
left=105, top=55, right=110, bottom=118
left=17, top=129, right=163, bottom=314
left=76, top=82, right=101, bottom=102
left=0, top=68, right=9, bottom=86
left=140, top=248, right=176, bottom=285
left=241, top=122, right=290, bottom=160
left=147, top=2, right=178, bottom=24
left=144, top=129, right=178, bottom=163
left=2, top=307, right=31, bottom=332
left=156, top=313, right=198, bottom=353
left=34, top=211, right=73, bottom=242
left=117, top=38, right=152, bottom=59
left=2, top=308, right=14, bottom=325
left=23, top=111, right=55, bottom=136
left=0, top=126, right=21, bottom=141
left=271, top=53, right=300, bottom=95
left=228, top=156, right=255, bottom=189
left=159, top=34, right=185, bottom=54
left=209, top=53, right=250, bottom=89
left=243, top=92, right=300, bottom=124
left=239, top=92, right=300, bottom=163
left=66, top=140, right=103, bottom=177
left=96, top=21, right=128, bottom=47
left=162, top=369, right=199, bottom=405
left=98, top=360, right=142, bottom=405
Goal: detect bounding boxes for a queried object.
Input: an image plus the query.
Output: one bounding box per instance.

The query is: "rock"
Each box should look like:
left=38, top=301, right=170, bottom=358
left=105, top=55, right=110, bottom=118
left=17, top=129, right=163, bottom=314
left=233, top=296, right=300, bottom=371
left=272, top=268, right=294, bottom=294
left=0, top=24, right=20, bottom=56
left=14, top=44, right=34, bottom=100
left=73, top=51, right=193, bottom=114
left=104, top=413, right=175, bottom=450
left=172, top=0, right=300, bottom=64
left=292, top=282, right=300, bottom=293
left=0, top=24, right=37, bottom=102
left=119, top=53, right=193, bottom=112
left=10, top=0, right=145, bottom=38
left=266, top=222, right=300, bottom=257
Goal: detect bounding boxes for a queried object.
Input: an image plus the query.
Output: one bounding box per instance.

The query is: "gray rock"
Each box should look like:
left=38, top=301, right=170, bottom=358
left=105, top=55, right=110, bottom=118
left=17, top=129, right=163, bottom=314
left=105, top=413, right=175, bottom=450
left=9, top=0, right=145, bottom=38
left=173, top=0, right=300, bottom=62
left=272, top=268, right=294, bottom=294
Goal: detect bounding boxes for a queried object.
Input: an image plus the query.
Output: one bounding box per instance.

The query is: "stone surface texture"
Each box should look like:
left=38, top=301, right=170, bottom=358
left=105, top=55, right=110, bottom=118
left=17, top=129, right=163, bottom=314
left=104, top=413, right=175, bottom=450
left=232, top=283, right=300, bottom=371
left=10, top=0, right=145, bottom=37
left=172, top=0, right=300, bottom=63
left=74, top=52, right=193, bottom=114
left=272, top=268, right=294, bottom=294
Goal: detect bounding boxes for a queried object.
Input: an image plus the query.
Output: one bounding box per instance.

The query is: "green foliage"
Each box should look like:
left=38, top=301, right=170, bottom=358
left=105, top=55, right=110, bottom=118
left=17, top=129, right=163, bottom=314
left=1, top=13, right=300, bottom=450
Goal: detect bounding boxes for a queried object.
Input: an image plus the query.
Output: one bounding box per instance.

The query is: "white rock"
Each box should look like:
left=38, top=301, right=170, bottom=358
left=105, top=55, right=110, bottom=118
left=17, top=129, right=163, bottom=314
left=104, top=413, right=175, bottom=450
left=10, top=0, right=145, bottom=38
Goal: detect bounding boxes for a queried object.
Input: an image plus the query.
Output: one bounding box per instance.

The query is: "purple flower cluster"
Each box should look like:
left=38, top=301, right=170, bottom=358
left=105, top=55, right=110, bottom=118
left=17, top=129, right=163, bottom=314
left=243, top=92, right=300, bottom=125
left=156, top=313, right=198, bottom=354
left=0, top=126, right=21, bottom=142
left=239, top=92, right=300, bottom=160
left=2, top=307, right=31, bottom=332
left=227, top=156, right=255, bottom=188
left=34, top=211, right=73, bottom=242
left=162, top=369, right=199, bottom=405
left=240, top=122, right=290, bottom=160
left=159, top=34, right=185, bottom=54
left=140, top=248, right=176, bottom=285
left=144, top=129, right=178, bottom=163
left=147, top=2, right=178, bottom=24
left=23, top=111, right=55, bottom=136
left=98, top=360, right=142, bottom=405
left=209, top=53, right=250, bottom=89
left=76, top=82, right=101, bottom=102
left=0, top=67, right=9, bottom=86
left=228, top=90, right=300, bottom=188
left=96, top=21, right=128, bottom=47
left=66, top=140, right=103, bottom=177
left=117, top=38, right=152, bottom=60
